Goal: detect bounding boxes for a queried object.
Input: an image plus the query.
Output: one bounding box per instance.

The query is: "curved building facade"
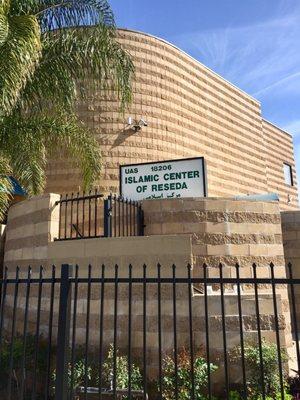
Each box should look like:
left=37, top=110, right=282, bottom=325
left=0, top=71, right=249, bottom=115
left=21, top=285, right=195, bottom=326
left=45, top=29, right=298, bottom=210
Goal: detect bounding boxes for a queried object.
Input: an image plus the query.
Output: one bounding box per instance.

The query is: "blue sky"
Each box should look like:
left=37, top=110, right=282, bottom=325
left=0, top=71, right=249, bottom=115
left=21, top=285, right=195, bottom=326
left=110, top=0, right=300, bottom=183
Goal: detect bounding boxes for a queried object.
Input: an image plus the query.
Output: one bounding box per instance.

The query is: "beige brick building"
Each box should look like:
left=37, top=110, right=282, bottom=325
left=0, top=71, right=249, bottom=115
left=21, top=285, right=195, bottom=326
left=45, top=29, right=298, bottom=210
left=1, top=30, right=300, bottom=397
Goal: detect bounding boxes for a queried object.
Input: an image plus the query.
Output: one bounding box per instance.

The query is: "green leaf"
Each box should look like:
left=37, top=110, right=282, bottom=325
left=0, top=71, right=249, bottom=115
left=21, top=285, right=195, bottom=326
left=0, top=111, right=101, bottom=194
left=0, top=11, right=41, bottom=115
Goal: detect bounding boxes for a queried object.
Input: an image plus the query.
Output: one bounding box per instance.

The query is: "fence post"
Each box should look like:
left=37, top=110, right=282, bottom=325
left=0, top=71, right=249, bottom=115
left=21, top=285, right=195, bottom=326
left=55, top=264, right=72, bottom=400
left=138, top=206, right=145, bottom=236
left=104, top=195, right=112, bottom=237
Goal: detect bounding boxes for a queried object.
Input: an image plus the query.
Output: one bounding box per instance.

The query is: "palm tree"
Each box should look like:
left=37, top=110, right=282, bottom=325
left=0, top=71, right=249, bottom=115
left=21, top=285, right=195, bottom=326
left=0, top=0, right=134, bottom=220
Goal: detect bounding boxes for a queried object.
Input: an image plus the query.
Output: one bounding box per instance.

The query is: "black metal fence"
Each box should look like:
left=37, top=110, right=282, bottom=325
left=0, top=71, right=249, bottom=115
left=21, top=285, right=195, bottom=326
left=0, top=263, right=300, bottom=400
left=55, top=191, right=144, bottom=240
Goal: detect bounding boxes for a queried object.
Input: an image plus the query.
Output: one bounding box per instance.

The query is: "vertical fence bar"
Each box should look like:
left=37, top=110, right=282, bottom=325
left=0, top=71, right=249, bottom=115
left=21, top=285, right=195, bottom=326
left=133, top=202, right=136, bottom=236
left=94, top=189, right=98, bottom=237
left=70, top=193, right=74, bottom=239
left=104, top=196, right=111, bottom=238
left=288, top=263, right=300, bottom=372
left=157, top=263, right=163, bottom=399
left=126, top=199, right=129, bottom=237
left=118, top=197, right=121, bottom=237
left=122, top=198, right=125, bottom=237
left=88, top=190, right=92, bottom=238
left=64, top=194, right=68, bottom=240
left=32, top=266, right=43, bottom=400
left=219, top=263, right=229, bottom=398
left=270, top=263, right=285, bottom=399
left=235, top=264, right=247, bottom=399
left=129, top=200, right=132, bottom=236
left=76, top=192, right=80, bottom=239
left=20, top=266, right=31, bottom=400
left=253, top=263, right=266, bottom=399
left=55, top=264, right=72, bottom=400
left=128, top=264, right=132, bottom=400
left=82, top=191, right=86, bottom=237
left=172, top=264, right=179, bottom=400
left=187, top=264, right=195, bottom=400
left=45, top=265, right=56, bottom=400
left=98, top=265, right=105, bottom=400
left=203, top=264, right=212, bottom=399
left=104, top=196, right=108, bottom=238
left=114, top=195, right=117, bottom=237
left=138, top=205, right=144, bottom=236
left=7, top=266, right=19, bottom=400
left=143, top=264, right=147, bottom=400
left=70, top=265, right=79, bottom=399
left=58, top=195, right=62, bottom=240
left=109, top=194, right=113, bottom=237
left=113, top=265, right=119, bottom=399
left=84, top=265, right=92, bottom=399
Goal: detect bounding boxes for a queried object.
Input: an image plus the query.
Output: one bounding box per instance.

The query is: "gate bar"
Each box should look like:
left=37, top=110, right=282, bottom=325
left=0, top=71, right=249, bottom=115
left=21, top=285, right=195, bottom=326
left=55, top=264, right=72, bottom=400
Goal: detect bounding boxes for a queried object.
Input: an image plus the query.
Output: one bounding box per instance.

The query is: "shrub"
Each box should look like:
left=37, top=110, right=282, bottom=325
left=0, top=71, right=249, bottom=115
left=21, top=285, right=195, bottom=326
left=161, top=348, right=218, bottom=400
left=51, top=344, right=143, bottom=399
left=230, top=340, right=292, bottom=400
left=101, top=345, right=143, bottom=391
left=52, top=358, right=92, bottom=392
left=0, top=334, right=48, bottom=391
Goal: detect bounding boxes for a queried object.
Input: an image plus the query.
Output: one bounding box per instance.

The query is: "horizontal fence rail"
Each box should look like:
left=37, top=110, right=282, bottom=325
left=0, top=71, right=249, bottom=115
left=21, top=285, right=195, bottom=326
left=55, top=191, right=144, bottom=240
left=0, top=263, right=299, bottom=399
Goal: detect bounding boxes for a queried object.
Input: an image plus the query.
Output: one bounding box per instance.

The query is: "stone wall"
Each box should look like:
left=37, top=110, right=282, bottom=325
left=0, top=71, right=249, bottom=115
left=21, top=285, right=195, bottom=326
left=281, top=211, right=300, bottom=267
left=4, top=194, right=60, bottom=271
left=4, top=196, right=286, bottom=276
left=143, top=197, right=286, bottom=277
left=3, top=194, right=192, bottom=276
left=44, top=29, right=298, bottom=210
left=2, top=195, right=297, bottom=383
left=281, top=211, right=300, bottom=328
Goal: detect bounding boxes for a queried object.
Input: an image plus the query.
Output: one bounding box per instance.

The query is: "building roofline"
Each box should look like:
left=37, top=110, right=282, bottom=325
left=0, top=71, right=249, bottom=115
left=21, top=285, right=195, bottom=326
left=118, top=28, right=292, bottom=137
left=118, top=27, right=261, bottom=105
left=263, top=118, right=293, bottom=138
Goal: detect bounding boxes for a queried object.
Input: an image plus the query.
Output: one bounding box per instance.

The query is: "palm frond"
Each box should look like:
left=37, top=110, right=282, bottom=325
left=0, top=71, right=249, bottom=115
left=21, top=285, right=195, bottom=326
left=37, top=0, right=114, bottom=31
left=20, top=25, right=134, bottom=112
left=0, top=111, right=101, bottom=194
left=0, top=113, right=46, bottom=194
left=0, top=11, right=41, bottom=115
left=9, top=0, right=114, bottom=30
left=0, top=1, right=9, bottom=46
left=42, top=112, right=102, bottom=189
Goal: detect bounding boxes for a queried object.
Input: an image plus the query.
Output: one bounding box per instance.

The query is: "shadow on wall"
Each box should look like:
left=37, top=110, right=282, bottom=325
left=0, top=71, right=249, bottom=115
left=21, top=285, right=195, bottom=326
left=111, top=126, right=141, bottom=149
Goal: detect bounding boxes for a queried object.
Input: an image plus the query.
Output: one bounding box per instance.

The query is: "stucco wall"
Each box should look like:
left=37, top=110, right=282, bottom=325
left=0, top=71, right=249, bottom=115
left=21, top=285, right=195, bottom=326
left=44, top=29, right=298, bottom=210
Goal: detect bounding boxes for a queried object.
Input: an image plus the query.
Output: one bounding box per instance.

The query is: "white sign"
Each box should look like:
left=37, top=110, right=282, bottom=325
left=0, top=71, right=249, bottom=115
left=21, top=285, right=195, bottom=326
left=120, top=158, right=206, bottom=201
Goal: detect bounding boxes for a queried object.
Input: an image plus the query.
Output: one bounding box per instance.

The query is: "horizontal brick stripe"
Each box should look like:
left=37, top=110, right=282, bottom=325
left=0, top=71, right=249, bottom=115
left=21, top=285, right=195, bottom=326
left=148, top=211, right=281, bottom=224
left=192, top=233, right=282, bottom=245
